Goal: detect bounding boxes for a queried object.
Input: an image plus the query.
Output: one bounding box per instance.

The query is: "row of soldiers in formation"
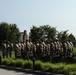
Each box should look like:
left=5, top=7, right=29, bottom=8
left=2, top=39, right=74, bottom=60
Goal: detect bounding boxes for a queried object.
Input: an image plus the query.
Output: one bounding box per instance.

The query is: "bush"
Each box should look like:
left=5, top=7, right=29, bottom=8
left=64, top=64, right=76, bottom=74
left=2, top=58, right=15, bottom=66
left=2, top=58, right=9, bottom=65
left=52, top=63, right=65, bottom=74
left=42, top=62, right=65, bottom=73
left=35, top=60, right=43, bottom=70
left=2, top=58, right=76, bottom=74
left=15, top=59, right=23, bottom=68
left=42, top=62, right=53, bottom=72
left=23, top=60, right=32, bottom=69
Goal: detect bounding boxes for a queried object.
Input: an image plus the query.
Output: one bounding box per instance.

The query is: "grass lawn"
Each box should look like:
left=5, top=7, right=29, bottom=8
left=73, top=47, right=76, bottom=54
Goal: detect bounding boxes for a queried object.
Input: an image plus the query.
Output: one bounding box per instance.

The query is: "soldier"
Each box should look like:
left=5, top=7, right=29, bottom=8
left=29, top=39, right=33, bottom=59
left=36, top=40, right=43, bottom=60
left=44, top=41, right=50, bottom=61
left=41, top=41, right=46, bottom=60
left=54, top=40, right=58, bottom=57
left=47, top=41, right=51, bottom=57
left=36, top=41, right=40, bottom=59
left=2, top=41, right=7, bottom=58
left=9, top=42, right=13, bottom=58
left=18, top=42, right=22, bottom=58
left=6, top=41, right=11, bottom=58
left=62, top=40, right=68, bottom=58
left=21, top=42, right=25, bottom=58
left=33, top=42, right=37, bottom=58
left=69, top=40, right=74, bottom=57
left=14, top=41, right=20, bottom=58
left=67, top=40, right=74, bottom=57
left=50, top=40, right=55, bottom=58
left=42, top=41, right=46, bottom=61
left=25, top=39, right=30, bottom=59
left=21, top=41, right=26, bottom=59
left=56, top=40, right=61, bottom=56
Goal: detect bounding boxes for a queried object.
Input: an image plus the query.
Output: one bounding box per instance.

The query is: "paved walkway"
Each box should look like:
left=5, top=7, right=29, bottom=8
left=0, top=68, right=36, bottom=75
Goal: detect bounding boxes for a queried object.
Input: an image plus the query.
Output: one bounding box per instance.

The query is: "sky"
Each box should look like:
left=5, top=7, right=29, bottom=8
left=0, top=0, right=76, bottom=37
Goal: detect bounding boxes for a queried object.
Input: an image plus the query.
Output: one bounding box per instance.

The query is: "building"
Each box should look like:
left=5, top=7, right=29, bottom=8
left=20, top=30, right=29, bottom=42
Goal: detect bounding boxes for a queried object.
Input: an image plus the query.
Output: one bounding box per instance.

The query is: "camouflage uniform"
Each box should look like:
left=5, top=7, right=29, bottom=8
left=2, top=41, right=7, bottom=58
left=50, top=41, right=55, bottom=58
left=63, top=41, right=68, bottom=58
left=29, top=41, right=33, bottom=59
left=14, top=42, right=20, bottom=58
left=9, top=42, right=13, bottom=58
left=67, top=40, right=74, bottom=57
left=6, top=41, right=11, bottom=58
left=33, top=42, right=36, bottom=58
left=21, top=42, right=25, bottom=58
left=25, top=40, right=30, bottom=59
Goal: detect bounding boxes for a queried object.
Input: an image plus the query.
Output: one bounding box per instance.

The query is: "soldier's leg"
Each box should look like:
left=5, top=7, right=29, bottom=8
left=9, top=48, right=12, bottom=58
left=15, top=49, right=17, bottom=59
left=9, top=48, right=11, bottom=58
left=6, top=49, right=8, bottom=58
left=2, top=50, right=5, bottom=58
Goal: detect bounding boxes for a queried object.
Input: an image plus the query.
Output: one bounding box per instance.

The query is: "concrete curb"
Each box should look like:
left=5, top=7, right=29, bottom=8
left=0, top=65, right=64, bottom=75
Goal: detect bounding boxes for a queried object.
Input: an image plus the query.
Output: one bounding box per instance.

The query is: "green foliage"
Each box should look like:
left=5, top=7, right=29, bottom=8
left=63, top=64, right=76, bottom=74
left=57, top=30, right=75, bottom=42
left=2, top=59, right=76, bottom=74
left=2, top=58, right=15, bottom=66
left=29, top=25, right=57, bottom=42
left=2, top=58, right=9, bottom=65
left=23, top=60, right=32, bottom=69
left=42, top=62, right=53, bottom=72
left=35, top=60, right=43, bottom=70
left=57, top=30, right=69, bottom=42
left=52, top=63, right=65, bottom=73
left=68, top=33, right=75, bottom=42
left=42, top=62, right=65, bottom=73
left=15, top=59, right=24, bottom=68
left=0, top=22, right=20, bottom=44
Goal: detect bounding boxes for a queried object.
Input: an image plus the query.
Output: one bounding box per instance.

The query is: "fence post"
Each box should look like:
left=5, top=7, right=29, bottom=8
left=32, top=57, right=35, bottom=70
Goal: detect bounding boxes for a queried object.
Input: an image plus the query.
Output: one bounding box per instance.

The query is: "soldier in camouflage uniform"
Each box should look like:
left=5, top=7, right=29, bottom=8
left=36, top=40, right=43, bottom=60
left=62, top=40, right=68, bottom=58
left=10, top=42, right=14, bottom=58
left=69, top=40, right=74, bottom=57
left=21, top=41, right=26, bottom=59
left=14, top=41, right=20, bottom=58
left=47, top=41, right=51, bottom=60
left=25, top=39, right=30, bottom=59
left=50, top=40, right=55, bottom=59
left=56, top=40, right=61, bottom=56
left=6, top=41, right=11, bottom=58
left=2, top=41, right=7, bottom=58
left=66, top=40, right=74, bottom=57
left=54, top=40, right=58, bottom=57
left=41, top=41, right=46, bottom=61
left=44, top=41, right=50, bottom=61
left=29, top=39, right=33, bottom=59
left=21, top=42, right=25, bottom=59
left=33, top=42, right=37, bottom=58
left=36, top=41, right=40, bottom=59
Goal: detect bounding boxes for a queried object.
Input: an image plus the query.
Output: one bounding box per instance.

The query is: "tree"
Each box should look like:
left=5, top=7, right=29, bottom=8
left=29, top=26, right=41, bottom=42
left=9, top=24, right=20, bottom=42
left=0, top=22, right=20, bottom=45
left=68, top=33, right=75, bottom=42
left=57, top=30, right=69, bottom=42
left=29, top=25, right=57, bottom=42
left=0, top=22, right=10, bottom=42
